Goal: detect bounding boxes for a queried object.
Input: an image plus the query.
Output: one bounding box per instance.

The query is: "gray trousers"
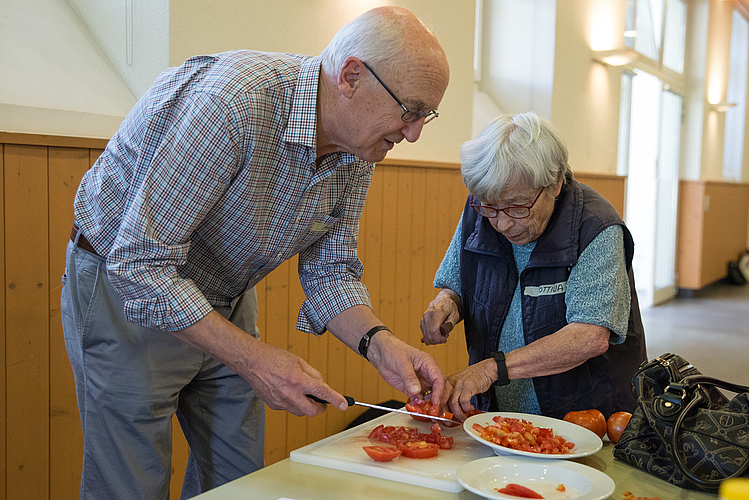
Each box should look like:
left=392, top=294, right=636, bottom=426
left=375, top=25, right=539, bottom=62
left=61, top=240, right=265, bottom=499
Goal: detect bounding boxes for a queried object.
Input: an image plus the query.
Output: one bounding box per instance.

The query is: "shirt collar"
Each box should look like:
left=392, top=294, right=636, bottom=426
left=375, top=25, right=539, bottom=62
left=282, top=56, right=321, bottom=148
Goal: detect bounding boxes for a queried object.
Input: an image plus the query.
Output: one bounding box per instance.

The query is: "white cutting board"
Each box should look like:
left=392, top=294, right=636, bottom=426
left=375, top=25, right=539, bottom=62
left=290, top=410, right=495, bottom=492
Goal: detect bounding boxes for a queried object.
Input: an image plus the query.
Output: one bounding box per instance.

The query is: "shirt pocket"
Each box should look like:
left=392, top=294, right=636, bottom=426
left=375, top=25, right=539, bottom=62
left=292, top=213, right=342, bottom=254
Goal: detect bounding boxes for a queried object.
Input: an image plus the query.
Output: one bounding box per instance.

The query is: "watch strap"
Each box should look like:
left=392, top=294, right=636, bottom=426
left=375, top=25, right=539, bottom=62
left=492, top=351, right=510, bottom=386
left=358, top=325, right=390, bottom=360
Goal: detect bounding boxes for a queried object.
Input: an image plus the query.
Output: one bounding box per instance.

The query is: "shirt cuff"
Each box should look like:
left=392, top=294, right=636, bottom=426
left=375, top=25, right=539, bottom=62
left=296, top=280, right=372, bottom=334
left=122, top=277, right=214, bottom=331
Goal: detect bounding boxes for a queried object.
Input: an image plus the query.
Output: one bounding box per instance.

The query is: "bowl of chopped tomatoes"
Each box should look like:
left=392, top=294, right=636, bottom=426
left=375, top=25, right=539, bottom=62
left=463, top=412, right=602, bottom=459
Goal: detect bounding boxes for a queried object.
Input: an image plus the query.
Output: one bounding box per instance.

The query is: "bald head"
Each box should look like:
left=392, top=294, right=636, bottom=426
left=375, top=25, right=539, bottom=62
left=320, top=6, right=449, bottom=83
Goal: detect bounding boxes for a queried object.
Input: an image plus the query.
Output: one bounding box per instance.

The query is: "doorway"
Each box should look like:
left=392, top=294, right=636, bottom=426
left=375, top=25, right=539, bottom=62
left=620, top=70, right=682, bottom=306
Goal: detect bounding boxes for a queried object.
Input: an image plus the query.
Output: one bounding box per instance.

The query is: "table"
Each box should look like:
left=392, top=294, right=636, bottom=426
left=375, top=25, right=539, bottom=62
left=194, top=441, right=718, bottom=499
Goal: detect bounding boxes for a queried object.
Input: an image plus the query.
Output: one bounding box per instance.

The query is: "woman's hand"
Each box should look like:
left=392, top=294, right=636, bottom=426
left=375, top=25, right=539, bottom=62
left=445, top=358, right=497, bottom=421
left=420, top=288, right=462, bottom=345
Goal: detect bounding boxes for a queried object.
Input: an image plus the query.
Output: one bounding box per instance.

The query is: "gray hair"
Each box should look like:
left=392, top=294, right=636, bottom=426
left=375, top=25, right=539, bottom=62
left=321, top=9, right=419, bottom=77
left=461, top=112, right=571, bottom=203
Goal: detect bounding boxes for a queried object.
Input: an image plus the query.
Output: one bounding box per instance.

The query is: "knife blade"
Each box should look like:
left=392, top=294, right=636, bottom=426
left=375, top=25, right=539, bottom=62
left=307, top=394, right=457, bottom=425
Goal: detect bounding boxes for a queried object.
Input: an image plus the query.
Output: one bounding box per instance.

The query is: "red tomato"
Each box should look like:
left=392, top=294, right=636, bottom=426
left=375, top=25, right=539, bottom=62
left=606, top=411, right=632, bottom=444
left=362, top=445, right=402, bottom=462
left=563, top=409, right=607, bottom=439
left=495, top=483, right=544, bottom=498
left=405, top=398, right=441, bottom=422
left=472, top=416, right=574, bottom=454
left=397, top=440, right=440, bottom=459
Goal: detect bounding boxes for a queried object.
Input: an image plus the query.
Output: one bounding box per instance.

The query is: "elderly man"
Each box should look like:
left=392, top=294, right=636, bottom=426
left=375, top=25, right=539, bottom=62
left=62, top=6, right=450, bottom=499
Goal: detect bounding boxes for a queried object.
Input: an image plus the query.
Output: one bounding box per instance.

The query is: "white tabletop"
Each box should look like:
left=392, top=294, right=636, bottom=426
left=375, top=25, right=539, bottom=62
left=194, top=440, right=719, bottom=499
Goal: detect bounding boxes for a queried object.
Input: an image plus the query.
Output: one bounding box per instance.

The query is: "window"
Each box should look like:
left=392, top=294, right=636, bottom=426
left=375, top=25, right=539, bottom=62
left=723, top=10, right=749, bottom=182
left=625, top=0, right=686, bottom=73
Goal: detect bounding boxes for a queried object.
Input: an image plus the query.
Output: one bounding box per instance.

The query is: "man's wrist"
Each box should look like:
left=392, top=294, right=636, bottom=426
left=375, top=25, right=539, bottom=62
left=358, top=325, right=391, bottom=360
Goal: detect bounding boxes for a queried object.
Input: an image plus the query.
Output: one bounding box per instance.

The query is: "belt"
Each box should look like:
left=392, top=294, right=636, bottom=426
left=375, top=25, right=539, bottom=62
left=70, top=224, right=99, bottom=256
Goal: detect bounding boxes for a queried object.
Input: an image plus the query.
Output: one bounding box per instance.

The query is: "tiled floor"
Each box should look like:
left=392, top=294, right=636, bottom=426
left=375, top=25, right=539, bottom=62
left=640, top=281, right=749, bottom=387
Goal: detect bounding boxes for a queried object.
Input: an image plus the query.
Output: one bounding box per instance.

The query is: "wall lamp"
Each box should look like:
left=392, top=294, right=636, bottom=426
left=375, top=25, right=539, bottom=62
left=709, top=102, right=737, bottom=112
left=592, top=48, right=640, bottom=67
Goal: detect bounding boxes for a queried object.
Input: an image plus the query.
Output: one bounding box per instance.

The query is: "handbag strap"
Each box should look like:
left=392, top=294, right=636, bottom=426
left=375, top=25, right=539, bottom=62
left=669, top=377, right=749, bottom=488
left=682, top=375, right=749, bottom=394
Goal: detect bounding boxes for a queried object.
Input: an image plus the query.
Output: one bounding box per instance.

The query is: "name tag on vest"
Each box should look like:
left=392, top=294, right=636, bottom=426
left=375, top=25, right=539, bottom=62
left=524, top=281, right=567, bottom=297
left=310, top=222, right=331, bottom=232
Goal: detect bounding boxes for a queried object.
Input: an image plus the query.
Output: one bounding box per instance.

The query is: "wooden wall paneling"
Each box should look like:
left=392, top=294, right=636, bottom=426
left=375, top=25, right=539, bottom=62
left=263, top=261, right=290, bottom=464
left=360, top=168, right=383, bottom=408
left=376, top=166, right=399, bottom=403
left=449, top=171, right=470, bottom=377
left=420, top=167, right=447, bottom=374
left=323, top=333, right=346, bottom=439
left=701, top=183, right=749, bottom=285
left=410, top=167, right=428, bottom=352
left=676, top=182, right=706, bottom=289
left=48, top=147, right=89, bottom=499
left=394, top=167, right=414, bottom=355
left=574, top=173, right=626, bottom=217
left=304, top=269, right=330, bottom=446
left=286, top=256, right=310, bottom=453
left=4, top=144, right=50, bottom=499
left=89, top=149, right=104, bottom=166
left=0, top=143, right=5, bottom=500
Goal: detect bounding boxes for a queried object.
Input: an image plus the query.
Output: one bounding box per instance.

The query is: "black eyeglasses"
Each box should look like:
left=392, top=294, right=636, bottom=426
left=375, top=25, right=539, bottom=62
left=470, top=189, right=545, bottom=219
left=362, top=61, right=439, bottom=124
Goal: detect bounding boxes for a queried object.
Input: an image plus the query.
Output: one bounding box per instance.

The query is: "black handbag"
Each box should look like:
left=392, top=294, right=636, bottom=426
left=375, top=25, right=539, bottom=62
left=613, top=353, right=749, bottom=492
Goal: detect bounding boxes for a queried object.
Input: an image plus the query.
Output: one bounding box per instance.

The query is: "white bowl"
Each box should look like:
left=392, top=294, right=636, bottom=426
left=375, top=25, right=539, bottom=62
left=457, top=455, right=615, bottom=500
left=463, top=412, right=603, bottom=459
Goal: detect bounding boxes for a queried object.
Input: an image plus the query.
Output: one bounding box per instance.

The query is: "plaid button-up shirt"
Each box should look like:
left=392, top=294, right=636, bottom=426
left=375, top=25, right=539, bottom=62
left=74, top=51, right=374, bottom=334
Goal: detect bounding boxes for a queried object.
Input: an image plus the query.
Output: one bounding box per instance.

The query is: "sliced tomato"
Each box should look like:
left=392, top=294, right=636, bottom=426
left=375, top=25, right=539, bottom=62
left=397, top=440, right=440, bottom=459
left=362, top=445, right=402, bottom=462
left=405, top=398, right=441, bottom=422
left=368, top=424, right=384, bottom=440
left=496, top=483, right=544, bottom=498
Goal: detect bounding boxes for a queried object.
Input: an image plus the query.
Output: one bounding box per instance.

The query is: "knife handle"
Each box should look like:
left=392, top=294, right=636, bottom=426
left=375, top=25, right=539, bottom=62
left=306, top=394, right=356, bottom=407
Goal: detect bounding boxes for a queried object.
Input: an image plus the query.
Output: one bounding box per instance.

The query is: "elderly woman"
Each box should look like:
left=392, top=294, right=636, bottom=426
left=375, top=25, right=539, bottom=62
left=421, top=112, right=647, bottom=421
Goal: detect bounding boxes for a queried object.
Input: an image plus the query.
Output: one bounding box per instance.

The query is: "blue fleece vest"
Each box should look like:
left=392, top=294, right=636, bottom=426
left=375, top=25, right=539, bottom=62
left=459, top=179, right=647, bottom=418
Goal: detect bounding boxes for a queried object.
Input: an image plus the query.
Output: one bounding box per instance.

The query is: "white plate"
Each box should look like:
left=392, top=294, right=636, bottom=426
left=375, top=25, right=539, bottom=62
left=463, top=412, right=602, bottom=459
left=457, top=455, right=615, bottom=500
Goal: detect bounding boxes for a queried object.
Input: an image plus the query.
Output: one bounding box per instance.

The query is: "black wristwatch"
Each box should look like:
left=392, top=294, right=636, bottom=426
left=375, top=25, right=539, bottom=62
left=358, top=325, right=390, bottom=360
left=491, top=351, right=510, bottom=386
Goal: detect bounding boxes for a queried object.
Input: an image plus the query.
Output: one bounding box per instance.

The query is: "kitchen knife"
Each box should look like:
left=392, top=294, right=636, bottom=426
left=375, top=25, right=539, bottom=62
left=307, top=394, right=457, bottom=425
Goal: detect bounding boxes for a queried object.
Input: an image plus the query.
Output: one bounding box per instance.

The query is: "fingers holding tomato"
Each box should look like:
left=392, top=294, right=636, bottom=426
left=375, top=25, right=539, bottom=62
left=563, top=409, right=607, bottom=439
left=606, top=411, right=632, bottom=444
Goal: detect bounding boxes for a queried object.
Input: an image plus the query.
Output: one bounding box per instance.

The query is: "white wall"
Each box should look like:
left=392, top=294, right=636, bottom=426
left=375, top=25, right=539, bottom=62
left=66, top=0, right=169, bottom=98
left=0, top=0, right=137, bottom=138
left=167, top=0, right=476, bottom=164
left=550, top=0, right=627, bottom=174
left=478, top=0, right=556, bottom=120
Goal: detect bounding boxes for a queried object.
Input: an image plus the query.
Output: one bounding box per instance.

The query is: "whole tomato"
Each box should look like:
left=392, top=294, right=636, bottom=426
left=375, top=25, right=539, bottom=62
left=606, top=411, right=632, bottom=444
left=563, top=409, right=607, bottom=439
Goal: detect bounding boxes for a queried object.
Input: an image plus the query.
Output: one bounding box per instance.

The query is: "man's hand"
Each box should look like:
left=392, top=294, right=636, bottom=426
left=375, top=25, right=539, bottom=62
left=238, top=341, right=349, bottom=415
left=366, top=330, right=450, bottom=407
left=174, top=310, right=348, bottom=416
left=420, top=288, right=461, bottom=345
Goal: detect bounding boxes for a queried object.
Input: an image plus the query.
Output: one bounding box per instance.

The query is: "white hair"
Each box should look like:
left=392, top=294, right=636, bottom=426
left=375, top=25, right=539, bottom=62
left=460, top=112, right=571, bottom=203
left=320, top=9, right=418, bottom=77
